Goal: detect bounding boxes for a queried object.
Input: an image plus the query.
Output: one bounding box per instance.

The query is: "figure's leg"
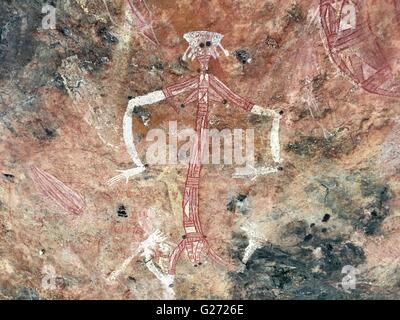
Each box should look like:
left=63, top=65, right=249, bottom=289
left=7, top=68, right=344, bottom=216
left=168, top=239, right=186, bottom=275
left=207, top=245, right=235, bottom=271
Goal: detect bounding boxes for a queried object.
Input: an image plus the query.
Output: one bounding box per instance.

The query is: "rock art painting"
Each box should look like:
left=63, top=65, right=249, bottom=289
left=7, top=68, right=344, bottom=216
left=0, top=0, right=399, bottom=302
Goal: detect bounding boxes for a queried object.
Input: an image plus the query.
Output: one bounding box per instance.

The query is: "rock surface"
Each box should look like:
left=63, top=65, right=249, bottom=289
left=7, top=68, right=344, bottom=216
left=0, top=0, right=399, bottom=299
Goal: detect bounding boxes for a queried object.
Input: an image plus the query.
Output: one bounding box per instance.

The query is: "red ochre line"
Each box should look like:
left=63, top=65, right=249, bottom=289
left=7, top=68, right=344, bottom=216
left=29, top=166, right=85, bottom=214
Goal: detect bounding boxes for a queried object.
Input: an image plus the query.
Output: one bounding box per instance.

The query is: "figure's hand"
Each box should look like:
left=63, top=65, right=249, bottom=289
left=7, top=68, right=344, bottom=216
left=140, top=230, right=167, bottom=258
left=162, top=274, right=175, bottom=288
left=233, top=165, right=279, bottom=180
left=106, top=166, right=146, bottom=186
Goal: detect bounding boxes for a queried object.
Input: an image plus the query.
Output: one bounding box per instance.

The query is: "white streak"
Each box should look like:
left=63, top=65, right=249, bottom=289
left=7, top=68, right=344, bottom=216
left=107, top=230, right=175, bottom=299
left=107, top=248, right=140, bottom=282
left=234, top=106, right=282, bottom=179
left=242, top=238, right=262, bottom=264
left=234, top=165, right=278, bottom=180
left=239, top=221, right=265, bottom=269
left=251, top=105, right=281, bottom=164
left=270, top=114, right=281, bottom=163
left=125, top=91, right=165, bottom=166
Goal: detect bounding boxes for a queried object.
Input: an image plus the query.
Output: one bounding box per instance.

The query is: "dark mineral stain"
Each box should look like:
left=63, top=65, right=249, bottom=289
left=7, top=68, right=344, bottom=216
left=312, top=73, right=327, bottom=91
left=97, top=25, right=119, bottom=44
left=230, top=233, right=366, bottom=300
left=235, top=49, right=250, bottom=64
left=0, top=2, right=41, bottom=79
left=57, top=25, right=72, bottom=37
left=15, top=287, right=40, bottom=300
left=286, top=135, right=354, bottom=158
left=282, top=220, right=308, bottom=242
left=322, top=214, right=331, bottom=222
left=131, top=105, right=150, bottom=124
left=53, top=72, right=67, bottom=92
left=32, top=125, right=57, bottom=141
left=79, top=44, right=111, bottom=73
left=44, top=127, right=57, bottom=139
left=117, top=204, right=128, bottom=218
left=227, top=194, right=249, bottom=214
left=287, top=4, right=304, bottom=23
left=306, top=174, right=392, bottom=236
left=265, top=36, right=279, bottom=49
left=228, top=232, right=249, bottom=261
left=356, top=183, right=391, bottom=235
left=2, top=173, right=15, bottom=181
left=304, top=234, right=313, bottom=242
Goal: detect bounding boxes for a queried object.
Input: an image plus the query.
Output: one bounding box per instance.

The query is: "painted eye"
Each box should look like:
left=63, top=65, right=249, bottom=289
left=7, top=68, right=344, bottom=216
left=206, top=41, right=212, bottom=47
left=199, top=42, right=205, bottom=48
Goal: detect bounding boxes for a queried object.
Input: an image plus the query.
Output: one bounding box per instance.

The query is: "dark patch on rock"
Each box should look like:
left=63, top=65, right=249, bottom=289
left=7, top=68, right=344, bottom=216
left=228, top=232, right=249, bottom=262
left=53, top=72, right=67, bottom=93
left=97, top=25, right=119, bottom=44
left=312, top=73, right=327, bottom=91
left=117, top=204, right=128, bottom=218
left=227, top=194, right=249, bottom=214
left=322, top=213, right=331, bottom=222
left=169, top=57, right=189, bottom=75
left=32, top=124, right=58, bottom=141
left=355, top=182, right=391, bottom=235
left=281, top=220, right=308, bottom=245
left=15, top=287, right=40, bottom=300
left=235, top=49, right=250, bottom=64
left=0, top=2, right=41, bottom=79
left=153, top=62, right=164, bottom=70
left=305, top=174, right=392, bottom=236
left=79, top=43, right=111, bottom=73
left=44, top=127, right=57, bottom=139
left=265, top=36, right=279, bottom=49
left=287, top=4, right=304, bottom=23
left=304, top=234, right=313, bottom=242
left=286, top=135, right=354, bottom=158
left=57, top=25, right=73, bottom=37
left=2, top=173, right=15, bottom=181
left=230, top=233, right=365, bottom=299
left=131, top=105, right=150, bottom=124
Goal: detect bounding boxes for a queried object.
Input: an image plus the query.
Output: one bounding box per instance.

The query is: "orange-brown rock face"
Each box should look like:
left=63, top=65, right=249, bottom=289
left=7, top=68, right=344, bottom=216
left=0, top=0, right=399, bottom=300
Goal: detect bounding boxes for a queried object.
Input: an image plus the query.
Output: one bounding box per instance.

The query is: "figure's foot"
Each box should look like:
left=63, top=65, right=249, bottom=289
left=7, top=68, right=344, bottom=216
left=106, top=167, right=145, bottom=186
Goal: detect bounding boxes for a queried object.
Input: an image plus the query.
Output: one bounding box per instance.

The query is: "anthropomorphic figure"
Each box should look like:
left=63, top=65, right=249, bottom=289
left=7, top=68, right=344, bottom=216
left=108, top=31, right=282, bottom=277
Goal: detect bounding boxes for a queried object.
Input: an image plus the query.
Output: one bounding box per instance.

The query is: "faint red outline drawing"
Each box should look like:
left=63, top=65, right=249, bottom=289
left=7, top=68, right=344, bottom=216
left=125, top=0, right=159, bottom=45
left=28, top=166, right=86, bottom=215
left=320, top=0, right=400, bottom=98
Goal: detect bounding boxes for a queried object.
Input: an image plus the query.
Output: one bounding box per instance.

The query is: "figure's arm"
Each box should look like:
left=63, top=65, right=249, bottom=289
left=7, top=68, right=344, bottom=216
left=107, top=77, right=198, bottom=186
left=233, top=105, right=282, bottom=179
left=251, top=105, right=281, bottom=164
left=209, top=74, right=254, bottom=111
left=209, top=75, right=282, bottom=178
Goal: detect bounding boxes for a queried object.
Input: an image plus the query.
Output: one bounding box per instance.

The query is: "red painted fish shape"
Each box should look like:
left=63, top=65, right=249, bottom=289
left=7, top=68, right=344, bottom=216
left=126, top=0, right=159, bottom=45
left=28, top=166, right=86, bottom=215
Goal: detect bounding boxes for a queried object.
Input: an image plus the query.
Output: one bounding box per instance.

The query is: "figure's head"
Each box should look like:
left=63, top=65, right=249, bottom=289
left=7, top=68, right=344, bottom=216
left=182, top=31, right=229, bottom=61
